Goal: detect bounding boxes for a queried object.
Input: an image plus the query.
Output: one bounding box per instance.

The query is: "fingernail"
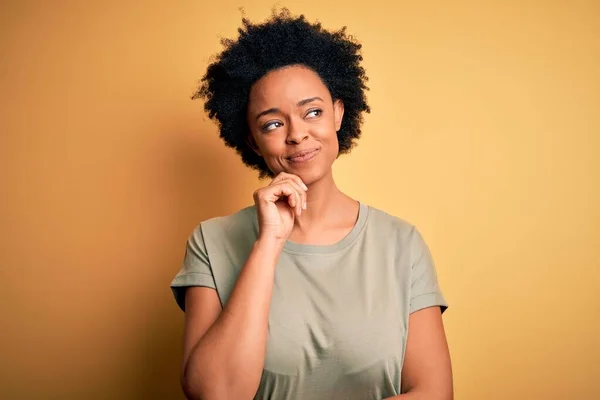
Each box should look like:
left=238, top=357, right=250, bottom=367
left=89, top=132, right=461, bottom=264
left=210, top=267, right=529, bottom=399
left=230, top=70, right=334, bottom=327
left=301, top=183, right=308, bottom=191
left=303, top=201, right=307, bottom=210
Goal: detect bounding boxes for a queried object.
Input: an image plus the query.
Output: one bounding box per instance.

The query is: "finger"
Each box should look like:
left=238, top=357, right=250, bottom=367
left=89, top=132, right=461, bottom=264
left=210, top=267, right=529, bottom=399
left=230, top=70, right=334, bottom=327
left=280, top=182, right=302, bottom=217
left=280, top=179, right=306, bottom=214
left=275, top=181, right=302, bottom=217
left=291, top=176, right=308, bottom=210
left=271, top=172, right=308, bottom=192
left=288, top=174, right=309, bottom=192
left=256, top=183, right=294, bottom=206
left=268, top=181, right=299, bottom=210
left=269, top=171, right=292, bottom=186
left=271, top=173, right=307, bottom=211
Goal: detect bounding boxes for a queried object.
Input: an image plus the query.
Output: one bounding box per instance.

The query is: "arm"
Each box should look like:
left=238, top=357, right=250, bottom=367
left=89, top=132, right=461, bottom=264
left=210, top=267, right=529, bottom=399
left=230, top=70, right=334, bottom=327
left=384, top=306, right=453, bottom=400
left=181, top=237, right=284, bottom=400
left=180, top=172, right=307, bottom=400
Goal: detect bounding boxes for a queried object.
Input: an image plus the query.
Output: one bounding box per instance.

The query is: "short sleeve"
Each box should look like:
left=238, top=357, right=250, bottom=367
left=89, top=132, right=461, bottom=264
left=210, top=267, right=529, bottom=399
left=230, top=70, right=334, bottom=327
left=170, top=225, right=216, bottom=311
left=408, top=227, right=448, bottom=314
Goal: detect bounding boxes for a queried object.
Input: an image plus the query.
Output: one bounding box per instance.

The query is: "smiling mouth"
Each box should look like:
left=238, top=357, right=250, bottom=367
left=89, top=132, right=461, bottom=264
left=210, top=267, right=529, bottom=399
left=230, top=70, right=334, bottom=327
left=287, top=148, right=319, bottom=164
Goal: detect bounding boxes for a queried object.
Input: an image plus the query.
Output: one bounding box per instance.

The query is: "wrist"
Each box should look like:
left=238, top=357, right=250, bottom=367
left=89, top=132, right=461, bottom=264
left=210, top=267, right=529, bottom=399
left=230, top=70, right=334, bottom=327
left=255, top=235, right=286, bottom=251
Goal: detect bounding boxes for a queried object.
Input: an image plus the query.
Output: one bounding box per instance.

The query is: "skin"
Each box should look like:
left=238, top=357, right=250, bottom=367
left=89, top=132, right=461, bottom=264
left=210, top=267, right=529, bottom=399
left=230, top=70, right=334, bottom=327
left=180, top=64, right=453, bottom=400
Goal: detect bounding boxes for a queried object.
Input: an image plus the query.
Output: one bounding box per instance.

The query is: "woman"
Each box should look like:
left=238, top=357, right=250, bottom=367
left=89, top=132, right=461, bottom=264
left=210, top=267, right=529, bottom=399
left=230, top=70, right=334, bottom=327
left=171, top=9, right=453, bottom=400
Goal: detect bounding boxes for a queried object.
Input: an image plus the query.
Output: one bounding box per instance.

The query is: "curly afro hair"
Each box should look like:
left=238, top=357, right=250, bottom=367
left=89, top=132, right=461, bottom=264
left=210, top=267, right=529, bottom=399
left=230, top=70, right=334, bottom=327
left=193, top=8, right=370, bottom=178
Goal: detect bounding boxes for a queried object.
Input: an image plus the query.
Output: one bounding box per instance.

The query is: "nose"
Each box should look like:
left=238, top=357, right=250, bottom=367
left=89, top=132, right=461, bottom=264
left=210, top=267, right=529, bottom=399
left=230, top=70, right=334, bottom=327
left=285, top=119, right=308, bottom=144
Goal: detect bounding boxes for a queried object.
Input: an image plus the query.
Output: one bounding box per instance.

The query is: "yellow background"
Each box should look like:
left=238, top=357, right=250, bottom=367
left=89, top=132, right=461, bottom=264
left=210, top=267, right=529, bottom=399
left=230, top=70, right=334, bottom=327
left=2, top=1, right=599, bottom=399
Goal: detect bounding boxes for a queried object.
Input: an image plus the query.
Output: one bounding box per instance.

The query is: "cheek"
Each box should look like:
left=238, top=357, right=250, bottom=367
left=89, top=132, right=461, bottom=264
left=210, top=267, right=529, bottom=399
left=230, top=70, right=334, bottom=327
left=257, top=137, right=287, bottom=169
left=256, top=135, right=283, bottom=155
left=318, top=126, right=340, bottom=154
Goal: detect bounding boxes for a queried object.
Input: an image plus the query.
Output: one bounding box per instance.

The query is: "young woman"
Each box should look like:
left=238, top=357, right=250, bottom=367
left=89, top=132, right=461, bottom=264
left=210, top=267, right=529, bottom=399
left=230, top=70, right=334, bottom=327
left=170, top=9, right=453, bottom=400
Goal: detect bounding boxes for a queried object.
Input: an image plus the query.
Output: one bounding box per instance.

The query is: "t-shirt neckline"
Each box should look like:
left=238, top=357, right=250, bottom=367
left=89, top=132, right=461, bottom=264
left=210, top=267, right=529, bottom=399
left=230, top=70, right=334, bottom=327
left=281, top=201, right=369, bottom=255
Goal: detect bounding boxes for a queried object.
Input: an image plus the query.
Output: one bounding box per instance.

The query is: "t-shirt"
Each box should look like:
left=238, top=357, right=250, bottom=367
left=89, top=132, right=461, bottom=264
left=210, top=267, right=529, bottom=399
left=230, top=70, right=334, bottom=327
left=170, top=202, right=448, bottom=400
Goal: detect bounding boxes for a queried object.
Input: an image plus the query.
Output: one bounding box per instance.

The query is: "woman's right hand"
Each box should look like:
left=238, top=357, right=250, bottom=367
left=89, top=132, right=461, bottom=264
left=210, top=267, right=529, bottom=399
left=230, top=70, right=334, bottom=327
left=253, top=172, right=308, bottom=243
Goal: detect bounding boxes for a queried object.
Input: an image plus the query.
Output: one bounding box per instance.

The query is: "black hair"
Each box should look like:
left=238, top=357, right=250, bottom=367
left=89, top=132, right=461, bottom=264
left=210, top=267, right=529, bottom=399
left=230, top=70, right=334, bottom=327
left=193, top=8, right=370, bottom=178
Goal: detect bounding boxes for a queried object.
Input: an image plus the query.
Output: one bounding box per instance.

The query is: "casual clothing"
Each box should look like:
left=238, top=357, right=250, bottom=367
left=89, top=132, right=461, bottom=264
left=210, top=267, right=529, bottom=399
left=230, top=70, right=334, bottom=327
left=171, top=202, right=447, bottom=400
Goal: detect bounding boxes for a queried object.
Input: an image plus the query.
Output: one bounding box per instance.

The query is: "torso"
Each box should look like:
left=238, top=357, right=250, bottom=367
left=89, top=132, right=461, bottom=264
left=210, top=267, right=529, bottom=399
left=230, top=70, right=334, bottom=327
left=195, top=201, right=443, bottom=400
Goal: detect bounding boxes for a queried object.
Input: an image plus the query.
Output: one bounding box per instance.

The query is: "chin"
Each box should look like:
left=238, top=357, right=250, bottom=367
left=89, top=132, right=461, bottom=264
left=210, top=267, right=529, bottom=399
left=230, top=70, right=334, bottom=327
left=269, top=159, right=332, bottom=184
left=294, top=167, right=331, bottom=185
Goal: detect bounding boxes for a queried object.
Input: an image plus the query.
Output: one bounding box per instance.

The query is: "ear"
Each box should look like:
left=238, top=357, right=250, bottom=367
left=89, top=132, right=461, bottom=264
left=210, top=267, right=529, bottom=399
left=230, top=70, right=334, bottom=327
left=246, top=134, right=262, bottom=156
left=333, top=99, right=345, bottom=132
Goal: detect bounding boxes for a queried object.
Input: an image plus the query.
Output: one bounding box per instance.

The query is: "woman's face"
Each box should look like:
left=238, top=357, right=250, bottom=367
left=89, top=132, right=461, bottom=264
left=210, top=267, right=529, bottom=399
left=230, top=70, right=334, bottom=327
left=247, top=65, right=344, bottom=183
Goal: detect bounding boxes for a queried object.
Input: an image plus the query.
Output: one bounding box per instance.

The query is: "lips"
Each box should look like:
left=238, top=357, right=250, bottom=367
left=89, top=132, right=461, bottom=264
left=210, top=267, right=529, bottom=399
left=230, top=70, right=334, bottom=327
left=287, top=148, right=319, bottom=163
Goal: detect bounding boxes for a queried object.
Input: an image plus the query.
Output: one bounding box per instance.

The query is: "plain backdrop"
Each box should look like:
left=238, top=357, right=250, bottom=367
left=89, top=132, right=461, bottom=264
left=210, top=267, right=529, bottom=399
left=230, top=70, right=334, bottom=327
left=1, top=1, right=599, bottom=399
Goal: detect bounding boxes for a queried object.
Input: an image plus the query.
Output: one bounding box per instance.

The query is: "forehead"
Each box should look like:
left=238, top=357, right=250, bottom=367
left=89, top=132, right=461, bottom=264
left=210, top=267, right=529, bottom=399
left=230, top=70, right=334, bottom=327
left=248, top=65, right=331, bottom=110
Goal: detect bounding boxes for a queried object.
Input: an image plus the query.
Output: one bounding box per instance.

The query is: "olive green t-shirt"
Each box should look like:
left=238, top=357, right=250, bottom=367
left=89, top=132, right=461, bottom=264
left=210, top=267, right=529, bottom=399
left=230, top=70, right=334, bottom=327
left=170, top=202, right=448, bottom=400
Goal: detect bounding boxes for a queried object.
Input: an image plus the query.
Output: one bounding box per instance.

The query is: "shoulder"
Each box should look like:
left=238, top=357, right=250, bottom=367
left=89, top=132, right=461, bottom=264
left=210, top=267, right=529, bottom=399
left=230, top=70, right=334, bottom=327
left=201, top=204, right=257, bottom=230
left=364, top=203, right=418, bottom=240
left=362, top=203, right=432, bottom=257
left=198, top=204, right=258, bottom=248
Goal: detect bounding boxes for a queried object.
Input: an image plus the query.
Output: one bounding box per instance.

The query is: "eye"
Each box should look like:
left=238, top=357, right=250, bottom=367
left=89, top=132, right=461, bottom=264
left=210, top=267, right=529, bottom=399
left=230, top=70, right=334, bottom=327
left=306, top=109, right=322, bottom=119
left=262, top=121, right=283, bottom=132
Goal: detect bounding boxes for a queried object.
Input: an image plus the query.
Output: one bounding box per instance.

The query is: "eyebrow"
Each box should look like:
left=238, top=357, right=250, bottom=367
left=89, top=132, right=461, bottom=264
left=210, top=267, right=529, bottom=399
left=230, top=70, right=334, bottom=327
left=255, top=96, right=324, bottom=121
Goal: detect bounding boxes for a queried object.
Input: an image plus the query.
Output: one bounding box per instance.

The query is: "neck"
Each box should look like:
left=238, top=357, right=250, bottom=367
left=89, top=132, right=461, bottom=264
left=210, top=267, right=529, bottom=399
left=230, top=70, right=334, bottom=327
left=293, top=169, right=348, bottom=229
